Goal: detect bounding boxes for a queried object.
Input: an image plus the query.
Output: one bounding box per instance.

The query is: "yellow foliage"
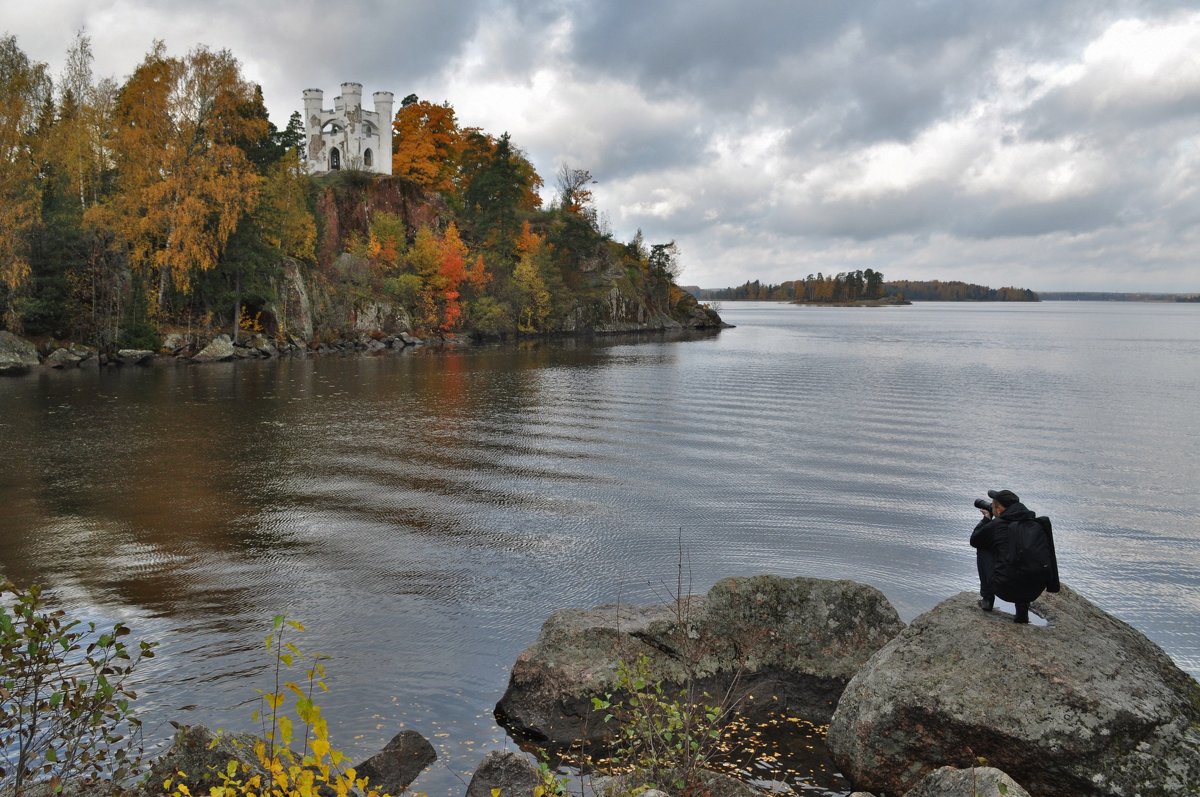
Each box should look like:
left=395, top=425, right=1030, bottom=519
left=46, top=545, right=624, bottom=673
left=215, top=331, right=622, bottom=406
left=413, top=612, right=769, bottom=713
left=169, top=618, right=398, bottom=797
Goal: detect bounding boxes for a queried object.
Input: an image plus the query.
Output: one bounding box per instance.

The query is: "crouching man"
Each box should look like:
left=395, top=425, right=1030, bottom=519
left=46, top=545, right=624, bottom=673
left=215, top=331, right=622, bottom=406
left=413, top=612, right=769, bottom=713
left=971, top=488, right=1060, bottom=623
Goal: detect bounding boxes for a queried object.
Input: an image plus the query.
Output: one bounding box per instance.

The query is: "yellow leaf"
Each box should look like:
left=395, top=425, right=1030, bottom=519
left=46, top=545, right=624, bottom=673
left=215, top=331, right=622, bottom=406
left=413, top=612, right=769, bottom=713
left=492, top=789, right=502, bottom=797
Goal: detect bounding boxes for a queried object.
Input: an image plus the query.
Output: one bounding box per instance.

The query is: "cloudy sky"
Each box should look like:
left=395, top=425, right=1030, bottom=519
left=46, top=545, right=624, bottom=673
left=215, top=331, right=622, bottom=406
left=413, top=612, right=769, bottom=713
left=5, top=1, right=1200, bottom=291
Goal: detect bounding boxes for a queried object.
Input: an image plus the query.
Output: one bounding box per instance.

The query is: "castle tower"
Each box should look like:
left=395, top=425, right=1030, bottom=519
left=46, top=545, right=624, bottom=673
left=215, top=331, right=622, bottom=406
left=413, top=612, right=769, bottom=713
left=301, top=83, right=392, bottom=176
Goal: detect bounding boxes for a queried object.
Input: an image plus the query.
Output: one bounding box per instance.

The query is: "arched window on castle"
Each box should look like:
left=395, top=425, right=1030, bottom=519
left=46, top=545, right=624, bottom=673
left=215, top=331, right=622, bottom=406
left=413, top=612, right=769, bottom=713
left=364, top=149, right=373, bottom=168
left=330, top=147, right=341, bottom=170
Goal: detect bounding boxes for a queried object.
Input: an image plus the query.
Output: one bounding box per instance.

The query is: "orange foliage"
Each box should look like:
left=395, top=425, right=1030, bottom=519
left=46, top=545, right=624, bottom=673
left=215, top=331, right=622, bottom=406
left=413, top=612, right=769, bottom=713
left=391, top=99, right=461, bottom=192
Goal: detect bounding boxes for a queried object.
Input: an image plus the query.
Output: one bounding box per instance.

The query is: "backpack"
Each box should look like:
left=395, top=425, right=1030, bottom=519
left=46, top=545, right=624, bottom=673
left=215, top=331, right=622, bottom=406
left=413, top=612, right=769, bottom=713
left=993, top=515, right=1059, bottom=603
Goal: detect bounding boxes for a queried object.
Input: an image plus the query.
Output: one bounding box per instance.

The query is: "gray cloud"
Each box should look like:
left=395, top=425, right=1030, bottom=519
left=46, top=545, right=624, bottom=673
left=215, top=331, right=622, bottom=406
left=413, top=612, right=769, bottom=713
left=3, top=0, right=1199, bottom=290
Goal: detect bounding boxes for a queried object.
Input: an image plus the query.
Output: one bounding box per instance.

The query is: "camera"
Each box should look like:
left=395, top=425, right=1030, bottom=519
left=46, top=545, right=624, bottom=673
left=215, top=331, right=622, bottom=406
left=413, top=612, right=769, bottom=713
left=973, top=498, right=993, bottom=512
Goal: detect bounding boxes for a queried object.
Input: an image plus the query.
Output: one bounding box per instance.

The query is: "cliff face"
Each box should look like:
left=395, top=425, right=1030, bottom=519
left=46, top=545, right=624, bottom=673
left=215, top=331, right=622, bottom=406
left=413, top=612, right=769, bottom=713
left=270, top=176, right=723, bottom=344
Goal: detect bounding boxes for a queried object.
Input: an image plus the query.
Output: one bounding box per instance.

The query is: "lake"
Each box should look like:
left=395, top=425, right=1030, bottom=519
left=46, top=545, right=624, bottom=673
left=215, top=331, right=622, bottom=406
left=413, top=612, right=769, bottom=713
left=1, top=301, right=1198, bottom=796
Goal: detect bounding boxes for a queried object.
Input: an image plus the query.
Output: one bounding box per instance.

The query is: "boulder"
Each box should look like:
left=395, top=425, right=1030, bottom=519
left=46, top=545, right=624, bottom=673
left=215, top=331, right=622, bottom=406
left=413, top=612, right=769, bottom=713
left=0, top=330, right=40, bottom=374
left=44, top=348, right=82, bottom=368
left=496, top=575, right=903, bottom=747
left=827, top=586, right=1200, bottom=797
left=114, top=349, right=154, bottom=365
left=69, top=343, right=97, bottom=361
left=903, top=766, right=1031, bottom=797
left=193, top=335, right=236, bottom=363
left=465, top=751, right=541, bottom=797
left=399, top=332, right=423, bottom=346
left=353, top=729, right=436, bottom=794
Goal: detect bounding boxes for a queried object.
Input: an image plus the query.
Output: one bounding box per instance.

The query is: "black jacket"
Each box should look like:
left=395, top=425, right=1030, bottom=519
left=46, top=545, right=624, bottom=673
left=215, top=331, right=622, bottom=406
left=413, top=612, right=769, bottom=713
left=971, top=502, right=1060, bottom=602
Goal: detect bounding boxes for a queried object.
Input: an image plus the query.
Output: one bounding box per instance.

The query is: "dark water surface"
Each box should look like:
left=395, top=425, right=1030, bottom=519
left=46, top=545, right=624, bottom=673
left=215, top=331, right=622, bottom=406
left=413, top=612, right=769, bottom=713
left=2, top=301, right=1198, bottom=795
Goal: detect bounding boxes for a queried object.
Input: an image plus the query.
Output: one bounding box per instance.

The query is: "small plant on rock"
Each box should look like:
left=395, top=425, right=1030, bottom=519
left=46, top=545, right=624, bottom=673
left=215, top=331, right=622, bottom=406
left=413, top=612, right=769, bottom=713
left=165, top=614, right=396, bottom=797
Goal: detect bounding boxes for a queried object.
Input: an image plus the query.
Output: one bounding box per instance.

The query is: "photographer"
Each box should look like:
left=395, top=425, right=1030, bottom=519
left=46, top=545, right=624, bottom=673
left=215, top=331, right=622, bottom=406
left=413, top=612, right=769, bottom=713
left=970, top=489, right=1058, bottom=624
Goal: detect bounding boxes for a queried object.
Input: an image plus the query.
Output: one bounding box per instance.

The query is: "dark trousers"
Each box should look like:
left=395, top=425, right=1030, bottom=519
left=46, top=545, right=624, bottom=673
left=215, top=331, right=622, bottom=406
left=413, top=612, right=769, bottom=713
left=976, top=548, right=994, bottom=600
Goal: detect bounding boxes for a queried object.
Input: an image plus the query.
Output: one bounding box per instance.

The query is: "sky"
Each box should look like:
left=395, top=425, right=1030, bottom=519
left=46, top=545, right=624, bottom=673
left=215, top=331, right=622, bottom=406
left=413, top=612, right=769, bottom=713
left=4, top=0, right=1200, bottom=292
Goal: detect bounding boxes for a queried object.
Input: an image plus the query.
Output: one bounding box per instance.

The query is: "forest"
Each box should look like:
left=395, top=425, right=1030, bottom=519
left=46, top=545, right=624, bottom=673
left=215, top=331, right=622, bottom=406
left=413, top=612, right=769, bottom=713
left=0, top=34, right=714, bottom=352
left=697, top=276, right=1038, bottom=302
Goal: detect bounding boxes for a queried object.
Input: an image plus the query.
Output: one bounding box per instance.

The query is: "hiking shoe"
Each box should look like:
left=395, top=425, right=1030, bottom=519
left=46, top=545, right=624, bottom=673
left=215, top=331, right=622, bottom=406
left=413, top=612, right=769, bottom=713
left=978, top=597, right=994, bottom=612
left=1014, top=603, right=1030, bottom=624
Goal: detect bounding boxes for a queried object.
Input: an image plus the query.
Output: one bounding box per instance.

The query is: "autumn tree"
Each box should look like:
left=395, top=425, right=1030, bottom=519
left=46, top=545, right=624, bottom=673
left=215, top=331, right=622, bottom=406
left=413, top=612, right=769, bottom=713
left=0, top=35, right=51, bottom=328
left=90, top=43, right=266, bottom=318
left=556, top=163, right=594, bottom=217
left=391, top=98, right=461, bottom=192
left=511, top=221, right=552, bottom=332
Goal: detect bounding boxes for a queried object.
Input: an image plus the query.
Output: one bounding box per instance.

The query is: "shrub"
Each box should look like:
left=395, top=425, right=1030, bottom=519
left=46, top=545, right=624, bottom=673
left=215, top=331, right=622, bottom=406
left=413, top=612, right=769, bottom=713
left=591, top=655, right=732, bottom=793
left=0, top=582, right=156, bottom=795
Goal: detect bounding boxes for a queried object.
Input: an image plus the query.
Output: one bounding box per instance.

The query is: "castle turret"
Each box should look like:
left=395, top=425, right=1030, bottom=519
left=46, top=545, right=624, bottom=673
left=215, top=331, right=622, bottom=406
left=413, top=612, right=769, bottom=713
left=373, top=91, right=394, bottom=175
left=340, top=82, right=363, bottom=113
left=303, top=89, right=324, bottom=124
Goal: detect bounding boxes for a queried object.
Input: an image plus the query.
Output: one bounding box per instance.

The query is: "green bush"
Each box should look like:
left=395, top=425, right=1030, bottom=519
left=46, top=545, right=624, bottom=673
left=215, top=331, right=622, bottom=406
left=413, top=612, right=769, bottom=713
left=0, top=582, right=156, bottom=795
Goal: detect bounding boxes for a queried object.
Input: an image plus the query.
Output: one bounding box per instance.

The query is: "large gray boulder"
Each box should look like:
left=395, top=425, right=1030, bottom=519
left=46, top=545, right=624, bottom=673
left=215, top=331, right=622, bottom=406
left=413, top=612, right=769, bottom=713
left=496, top=575, right=903, bottom=747
left=353, top=729, right=436, bottom=794
left=193, top=335, right=236, bottom=363
left=828, top=586, right=1200, bottom=797
left=0, top=330, right=40, bottom=374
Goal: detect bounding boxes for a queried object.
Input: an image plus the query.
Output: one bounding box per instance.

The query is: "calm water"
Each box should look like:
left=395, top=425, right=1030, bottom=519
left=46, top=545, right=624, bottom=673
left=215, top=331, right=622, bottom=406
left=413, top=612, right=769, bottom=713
left=2, top=302, right=1198, bottom=795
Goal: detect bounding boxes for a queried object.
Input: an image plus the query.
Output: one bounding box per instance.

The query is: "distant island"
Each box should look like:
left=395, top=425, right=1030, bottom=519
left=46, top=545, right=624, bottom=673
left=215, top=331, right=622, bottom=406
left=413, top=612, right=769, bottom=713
left=691, top=275, right=1038, bottom=303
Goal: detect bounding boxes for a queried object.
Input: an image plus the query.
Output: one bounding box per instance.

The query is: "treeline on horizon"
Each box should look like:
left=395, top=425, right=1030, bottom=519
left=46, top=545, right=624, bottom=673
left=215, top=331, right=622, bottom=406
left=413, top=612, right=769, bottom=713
left=0, top=33, right=689, bottom=348
left=698, top=276, right=1039, bottom=302
left=696, top=270, right=886, bottom=302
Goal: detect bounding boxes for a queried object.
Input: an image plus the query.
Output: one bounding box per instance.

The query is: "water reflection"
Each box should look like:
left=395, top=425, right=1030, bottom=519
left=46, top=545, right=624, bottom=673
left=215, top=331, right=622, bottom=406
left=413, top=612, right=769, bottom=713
left=2, top=308, right=1198, bottom=796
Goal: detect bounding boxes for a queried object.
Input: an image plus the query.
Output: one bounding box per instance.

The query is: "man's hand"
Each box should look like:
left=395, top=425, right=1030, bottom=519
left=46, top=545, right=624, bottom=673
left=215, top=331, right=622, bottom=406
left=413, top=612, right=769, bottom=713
left=979, top=508, right=992, bottom=520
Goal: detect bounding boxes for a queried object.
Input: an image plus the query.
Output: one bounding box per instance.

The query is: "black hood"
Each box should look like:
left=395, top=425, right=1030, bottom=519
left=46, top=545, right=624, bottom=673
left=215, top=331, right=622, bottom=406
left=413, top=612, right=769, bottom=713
left=999, top=501, right=1035, bottom=522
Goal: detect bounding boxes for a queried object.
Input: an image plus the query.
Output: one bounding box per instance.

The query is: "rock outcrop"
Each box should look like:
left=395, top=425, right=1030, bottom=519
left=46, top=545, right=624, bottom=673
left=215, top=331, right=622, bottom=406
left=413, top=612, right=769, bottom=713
left=0, top=330, right=40, bottom=374
left=496, top=575, right=903, bottom=748
left=353, top=729, right=436, bottom=794
left=827, top=586, right=1200, bottom=797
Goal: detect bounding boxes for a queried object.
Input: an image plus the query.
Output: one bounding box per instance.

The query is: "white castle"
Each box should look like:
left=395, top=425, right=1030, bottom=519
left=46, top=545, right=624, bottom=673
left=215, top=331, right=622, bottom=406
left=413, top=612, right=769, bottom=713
left=302, top=83, right=393, bottom=175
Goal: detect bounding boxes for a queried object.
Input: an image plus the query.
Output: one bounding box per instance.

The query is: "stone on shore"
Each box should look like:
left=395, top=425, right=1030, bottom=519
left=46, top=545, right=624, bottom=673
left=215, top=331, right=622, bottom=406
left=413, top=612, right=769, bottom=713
left=114, top=349, right=154, bottom=365
left=827, top=585, right=1200, bottom=797
left=193, top=334, right=236, bottom=363
left=0, top=330, right=40, bottom=374
left=44, top=348, right=82, bottom=368
left=496, top=575, right=903, bottom=747
left=353, top=729, right=436, bottom=794
left=465, top=751, right=541, bottom=797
